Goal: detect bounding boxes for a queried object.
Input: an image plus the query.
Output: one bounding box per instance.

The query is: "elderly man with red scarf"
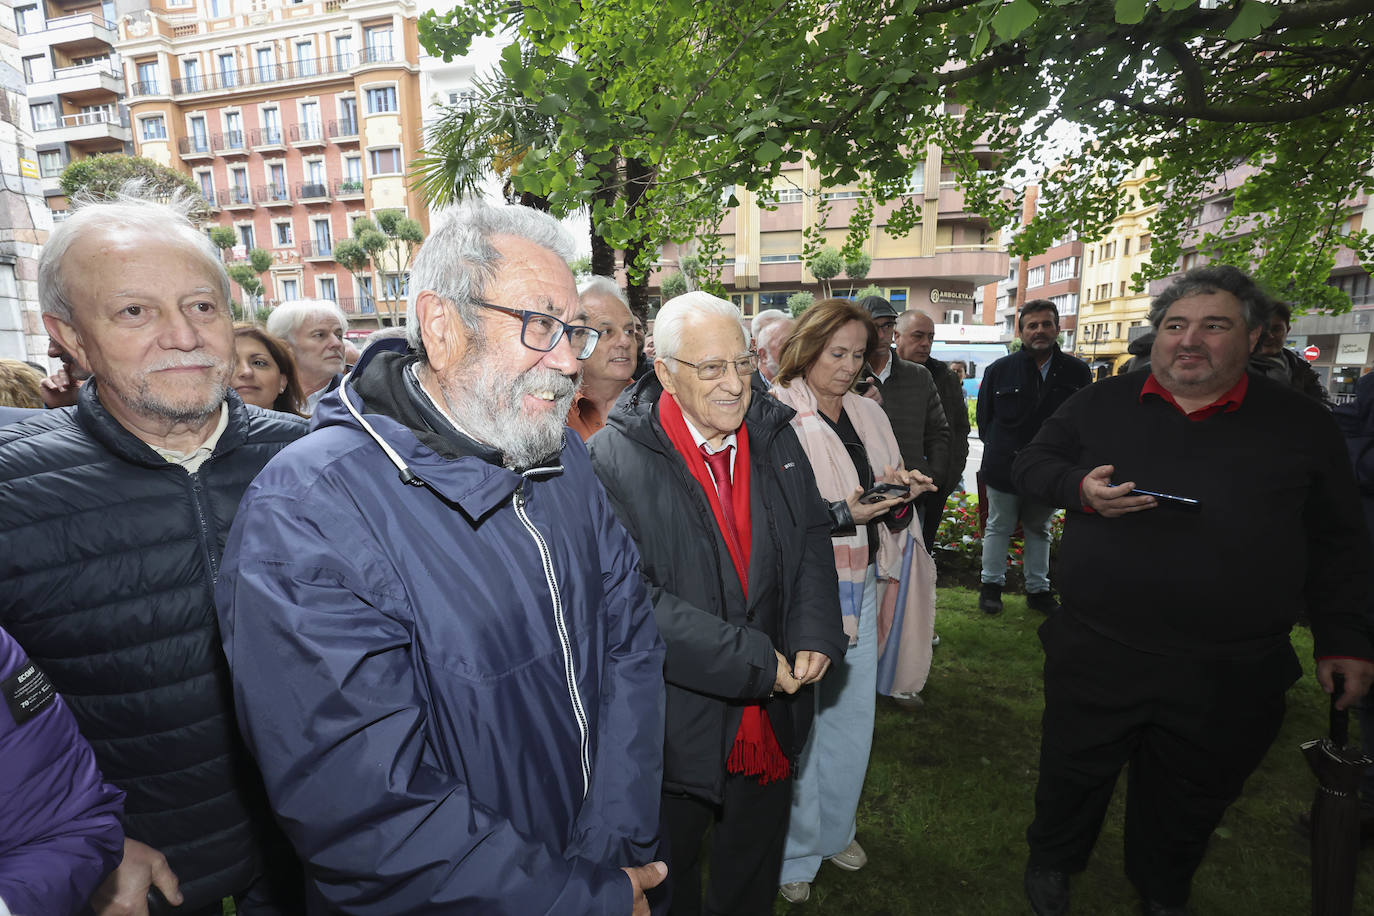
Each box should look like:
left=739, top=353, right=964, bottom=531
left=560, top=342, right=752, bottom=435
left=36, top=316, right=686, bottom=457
left=589, top=292, right=846, bottom=916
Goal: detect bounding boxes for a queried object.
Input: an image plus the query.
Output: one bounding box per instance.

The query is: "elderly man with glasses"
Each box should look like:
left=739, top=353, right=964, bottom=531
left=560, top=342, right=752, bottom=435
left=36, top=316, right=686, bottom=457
left=216, top=203, right=669, bottom=915
left=588, top=292, right=846, bottom=916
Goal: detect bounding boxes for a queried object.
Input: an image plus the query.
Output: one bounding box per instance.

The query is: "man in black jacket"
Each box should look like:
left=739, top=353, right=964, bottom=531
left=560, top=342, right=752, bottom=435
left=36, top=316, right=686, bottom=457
left=976, top=300, right=1091, bottom=615
left=0, top=189, right=305, bottom=915
left=588, top=292, right=846, bottom=915
left=896, top=309, right=971, bottom=550
left=1012, top=265, right=1374, bottom=916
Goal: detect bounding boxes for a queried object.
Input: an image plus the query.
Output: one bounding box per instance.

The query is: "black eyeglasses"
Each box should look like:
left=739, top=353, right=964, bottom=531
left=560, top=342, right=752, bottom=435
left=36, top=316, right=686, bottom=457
left=474, top=301, right=600, bottom=360
left=668, top=353, right=758, bottom=381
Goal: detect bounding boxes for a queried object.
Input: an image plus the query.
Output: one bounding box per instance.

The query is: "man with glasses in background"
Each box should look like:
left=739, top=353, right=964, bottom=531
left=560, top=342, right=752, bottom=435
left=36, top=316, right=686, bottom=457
left=569, top=276, right=639, bottom=440
left=216, top=203, right=669, bottom=915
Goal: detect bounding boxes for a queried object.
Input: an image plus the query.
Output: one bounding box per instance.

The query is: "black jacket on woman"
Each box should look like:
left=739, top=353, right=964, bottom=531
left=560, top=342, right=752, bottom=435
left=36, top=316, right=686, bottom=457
left=0, top=384, right=305, bottom=909
left=588, top=374, right=847, bottom=804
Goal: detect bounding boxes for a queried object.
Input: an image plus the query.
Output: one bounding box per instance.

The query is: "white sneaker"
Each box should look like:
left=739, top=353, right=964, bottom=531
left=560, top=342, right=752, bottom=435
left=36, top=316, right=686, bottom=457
left=891, top=691, right=924, bottom=709
left=779, top=881, right=811, bottom=903
left=826, top=838, right=868, bottom=871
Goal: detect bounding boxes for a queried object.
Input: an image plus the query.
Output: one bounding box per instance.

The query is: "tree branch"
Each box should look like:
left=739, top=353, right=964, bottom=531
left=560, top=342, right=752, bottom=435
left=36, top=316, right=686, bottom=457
left=1106, top=69, right=1374, bottom=123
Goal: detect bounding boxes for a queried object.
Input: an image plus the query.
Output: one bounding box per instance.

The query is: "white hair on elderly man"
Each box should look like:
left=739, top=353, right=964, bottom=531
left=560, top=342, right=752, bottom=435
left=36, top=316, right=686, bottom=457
left=407, top=202, right=576, bottom=358
left=577, top=275, right=629, bottom=307
left=265, top=299, right=349, bottom=341
left=38, top=181, right=231, bottom=324
left=653, top=292, right=745, bottom=362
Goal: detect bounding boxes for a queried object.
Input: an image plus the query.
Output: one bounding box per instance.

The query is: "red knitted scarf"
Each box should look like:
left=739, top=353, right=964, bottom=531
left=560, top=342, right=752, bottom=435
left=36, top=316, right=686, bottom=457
left=658, top=391, right=789, bottom=784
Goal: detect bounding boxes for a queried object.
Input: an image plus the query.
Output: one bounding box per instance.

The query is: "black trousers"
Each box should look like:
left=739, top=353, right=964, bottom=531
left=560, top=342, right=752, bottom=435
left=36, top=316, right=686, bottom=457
left=1026, top=612, right=1299, bottom=906
left=661, top=772, right=792, bottom=916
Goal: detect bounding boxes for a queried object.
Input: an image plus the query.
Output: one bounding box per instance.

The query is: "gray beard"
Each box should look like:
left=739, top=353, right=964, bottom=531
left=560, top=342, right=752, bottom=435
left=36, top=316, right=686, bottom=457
left=440, top=356, right=578, bottom=470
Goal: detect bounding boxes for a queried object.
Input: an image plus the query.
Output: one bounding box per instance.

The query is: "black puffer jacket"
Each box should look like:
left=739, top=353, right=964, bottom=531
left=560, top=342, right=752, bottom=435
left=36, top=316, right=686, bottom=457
left=588, top=375, right=847, bottom=803
left=0, top=383, right=305, bottom=909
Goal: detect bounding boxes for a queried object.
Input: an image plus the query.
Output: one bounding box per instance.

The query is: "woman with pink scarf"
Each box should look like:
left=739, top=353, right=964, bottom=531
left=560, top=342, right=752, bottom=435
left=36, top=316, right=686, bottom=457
left=771, top=299, right=936, bottom=904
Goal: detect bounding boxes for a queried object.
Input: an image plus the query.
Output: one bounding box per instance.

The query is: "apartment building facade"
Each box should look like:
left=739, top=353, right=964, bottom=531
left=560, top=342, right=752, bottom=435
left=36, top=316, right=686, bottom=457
left=2, top=1, right=55, bottom=365
left=116, top=0, right=426, bottom=328
left=15, top=0, right=130, bottom=218
left=1075, top=166, right=1156, bottom=374
left=651, top=142, right=1008, bottom=324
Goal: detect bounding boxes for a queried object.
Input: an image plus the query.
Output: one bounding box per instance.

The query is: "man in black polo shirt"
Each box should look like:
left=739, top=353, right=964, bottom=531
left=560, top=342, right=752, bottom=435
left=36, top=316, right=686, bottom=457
left=1012, top=265, right=1374, bottom=916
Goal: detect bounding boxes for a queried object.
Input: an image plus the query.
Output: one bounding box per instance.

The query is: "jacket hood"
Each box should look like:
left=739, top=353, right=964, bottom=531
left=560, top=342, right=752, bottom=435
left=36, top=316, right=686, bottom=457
left=608, top=371, right=796, bottom=453
left=1127, top=332, right=1156, bottom=356
left=312, top=339, right=555, bottom=520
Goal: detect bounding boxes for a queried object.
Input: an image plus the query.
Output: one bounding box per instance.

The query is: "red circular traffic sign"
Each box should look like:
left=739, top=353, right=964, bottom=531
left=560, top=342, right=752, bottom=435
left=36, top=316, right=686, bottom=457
left=1303, top=345, right=1320, bottom=362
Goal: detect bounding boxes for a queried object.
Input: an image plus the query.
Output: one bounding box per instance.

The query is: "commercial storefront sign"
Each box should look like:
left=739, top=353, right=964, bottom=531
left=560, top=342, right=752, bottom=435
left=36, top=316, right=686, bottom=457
left=1336, top=333, right=1370, bottom=366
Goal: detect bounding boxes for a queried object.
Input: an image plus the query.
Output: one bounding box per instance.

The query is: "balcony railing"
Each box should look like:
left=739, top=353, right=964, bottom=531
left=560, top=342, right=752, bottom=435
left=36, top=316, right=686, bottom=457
left=333, top=178, right=364, bottom=197
left=250, top=127, right=285, bottom=147
left=178, top=136, right=213, bottom=155
left=290, top=122, right=326, bottom=144
left=359, top=45, right=394, bottom=65
left=296, top=182, right=330, bottom=201
left=219, top=187, right=253, bottom=207
left=37, top=110, right=126, bottom=132
left=167, top=50, right=388, bottom=95
left=214, top=130, right=247, bottom=153
left=255, top=184, right=291, bottom=205
left=328, top=118, right=359, bottom=139
left=31, top=11, right=116, bottom=34
left=131, top=80, right=159, bottom=95
left=301, top=240, right=334, bottom=259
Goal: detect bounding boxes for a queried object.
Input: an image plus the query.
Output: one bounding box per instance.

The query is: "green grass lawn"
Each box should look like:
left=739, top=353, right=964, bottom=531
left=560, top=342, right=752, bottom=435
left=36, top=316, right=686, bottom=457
left=775, top=587, right=1374, bottom=915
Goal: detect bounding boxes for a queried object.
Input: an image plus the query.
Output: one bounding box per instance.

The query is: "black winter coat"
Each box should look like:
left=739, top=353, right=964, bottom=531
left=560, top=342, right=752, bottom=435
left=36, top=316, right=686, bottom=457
left=588, top=375, right=847, bottom=804
left=976, top=346, right=1092, bottom=491
left=0, top=383, right=305, bottom=909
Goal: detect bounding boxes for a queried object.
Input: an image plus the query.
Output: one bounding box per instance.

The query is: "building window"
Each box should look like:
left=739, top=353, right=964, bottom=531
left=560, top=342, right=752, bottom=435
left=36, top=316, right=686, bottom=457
left=261, top=107, right=281, bottom=143
left=140, top=115, right=167, bottom=140
left=299, top=101, right=322, bottom=140
left=218, top=53, right=237, bottom=88
left=1123, top=238, right=1131, bottom=256
left=820, top=190, right=864, bottom=201
left=295, top=41, right=315, bottom=77
left=196, top=170, right=214, bottom=199
left=209, top=0, right=228, bottom=17
left=365, top=86, right=398, bottom=114
left=1048, top=257, right=1077, bottom=283
left=1139, top=233, right=1151, bottom=252
left=369, top=147, right=402, bottom=175
left=363, top=25, right=393, bottom=62
left=758, top=254, right=801, bottom=263
left=1050, top=293, right=1079, bottom=316
left=383, top=273, right=409, bottom=300
left=38, top=150, right=63, bottom=177
left=224, top=110, right=243, bottom=148
left=887, top=289, right=908, bottom=310
left=29, top=103, right=56, bottom=131
left=15, top=6, right=40, bottom=34
left=318, top=277, right=337, bottom=301
left=343, top=156, right=362, bottom=181
left=1026, top=266, right=1045, bottom=289
left=944, top=310, right=964, bottom=324
left=767, top=187, right=803, bottom=205
left=334, top=34, right=353, bottom=69
left=21, top=56, right=41, bottom=83
left=312, top=218, right=333, bottom=255
left=1099, top=241, right=1116, bottom=260
left=338, top=97, right=358, bottom=134
left=238, top=223, right=255, bottom=249
left=274, top=221, right=293, bottom=246
left=254, top=48, right=274, bottom=83
left=188, top=115, right=209, bottom=152
left=280, top=278, right=299, bottom=301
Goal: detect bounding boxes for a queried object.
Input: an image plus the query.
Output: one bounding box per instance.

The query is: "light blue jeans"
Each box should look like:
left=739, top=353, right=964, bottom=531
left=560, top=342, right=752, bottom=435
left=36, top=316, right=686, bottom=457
left=780, top=567, right=878, bottom=886
left=981, top=484, right=1054, bottom=594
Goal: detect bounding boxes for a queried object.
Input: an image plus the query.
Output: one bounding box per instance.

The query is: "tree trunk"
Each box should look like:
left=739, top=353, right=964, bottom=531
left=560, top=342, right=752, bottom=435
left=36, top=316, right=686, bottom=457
left=590, top=159, right=619, bottom=278
left=621, top=156, right=655, bottom=321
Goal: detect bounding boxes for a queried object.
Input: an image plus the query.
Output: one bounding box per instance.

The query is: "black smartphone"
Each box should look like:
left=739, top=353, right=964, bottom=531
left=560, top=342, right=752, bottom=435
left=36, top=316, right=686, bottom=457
left=860, top=482, right=910, bottom=504
left=854, top=380, right=874, bottom=394
left=1130, top=487, right=1202, bottom=511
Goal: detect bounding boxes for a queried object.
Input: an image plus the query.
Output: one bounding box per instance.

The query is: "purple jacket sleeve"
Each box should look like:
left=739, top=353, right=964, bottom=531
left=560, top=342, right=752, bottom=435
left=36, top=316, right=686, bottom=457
left=0, top=626, right=124, bottom=916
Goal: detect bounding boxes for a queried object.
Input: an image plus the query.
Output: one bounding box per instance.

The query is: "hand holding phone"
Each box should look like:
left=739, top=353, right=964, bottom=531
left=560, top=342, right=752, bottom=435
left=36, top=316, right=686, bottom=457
left=860, top=482, right=911, bottom=504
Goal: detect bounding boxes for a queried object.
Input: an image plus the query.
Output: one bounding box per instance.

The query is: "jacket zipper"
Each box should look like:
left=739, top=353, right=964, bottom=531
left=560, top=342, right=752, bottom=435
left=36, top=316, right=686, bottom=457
left=513, top=484, right=591, bottom=798
left=187, top=469, right=219, bottom=585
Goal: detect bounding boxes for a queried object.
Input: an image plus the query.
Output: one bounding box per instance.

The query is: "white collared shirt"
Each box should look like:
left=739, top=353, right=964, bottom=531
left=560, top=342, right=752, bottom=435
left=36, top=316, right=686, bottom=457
left=682, top=416, right=737, bottom=495
left=152, top=403, right=229, bottom=474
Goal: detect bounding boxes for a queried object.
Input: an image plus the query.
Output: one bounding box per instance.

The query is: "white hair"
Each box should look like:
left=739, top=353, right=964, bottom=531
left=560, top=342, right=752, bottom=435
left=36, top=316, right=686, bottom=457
left=750, top=308, right=788, bottom=341
left=577, top=275, right=629, bottom=308
left=654, top=292, right=744, bottom=361
left=266, top=298, right=348, bottom=341
left=39, top=181, right=230, bottom=323
left=407, top=201, right=576, bottom=358
left=756, top=315, right=795, bottom=352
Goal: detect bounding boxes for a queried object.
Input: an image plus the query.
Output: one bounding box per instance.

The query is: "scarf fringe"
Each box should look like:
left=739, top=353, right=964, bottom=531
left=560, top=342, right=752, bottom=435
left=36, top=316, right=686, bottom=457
left=727, top=705, right=790, bottom=785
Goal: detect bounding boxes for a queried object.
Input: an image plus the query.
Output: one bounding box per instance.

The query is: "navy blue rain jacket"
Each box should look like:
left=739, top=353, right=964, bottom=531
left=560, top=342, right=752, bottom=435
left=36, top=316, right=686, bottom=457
left=216, top=345, right=666, bottom=914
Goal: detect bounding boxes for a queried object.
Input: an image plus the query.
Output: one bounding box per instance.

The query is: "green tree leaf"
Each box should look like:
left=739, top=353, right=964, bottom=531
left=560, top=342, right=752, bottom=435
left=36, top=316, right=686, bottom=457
left=1226, top=0, right=1281, bottom=41
left=991, top=0, right=1040, bottom=41
left=1114, top=0, right=1147, bottom=25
